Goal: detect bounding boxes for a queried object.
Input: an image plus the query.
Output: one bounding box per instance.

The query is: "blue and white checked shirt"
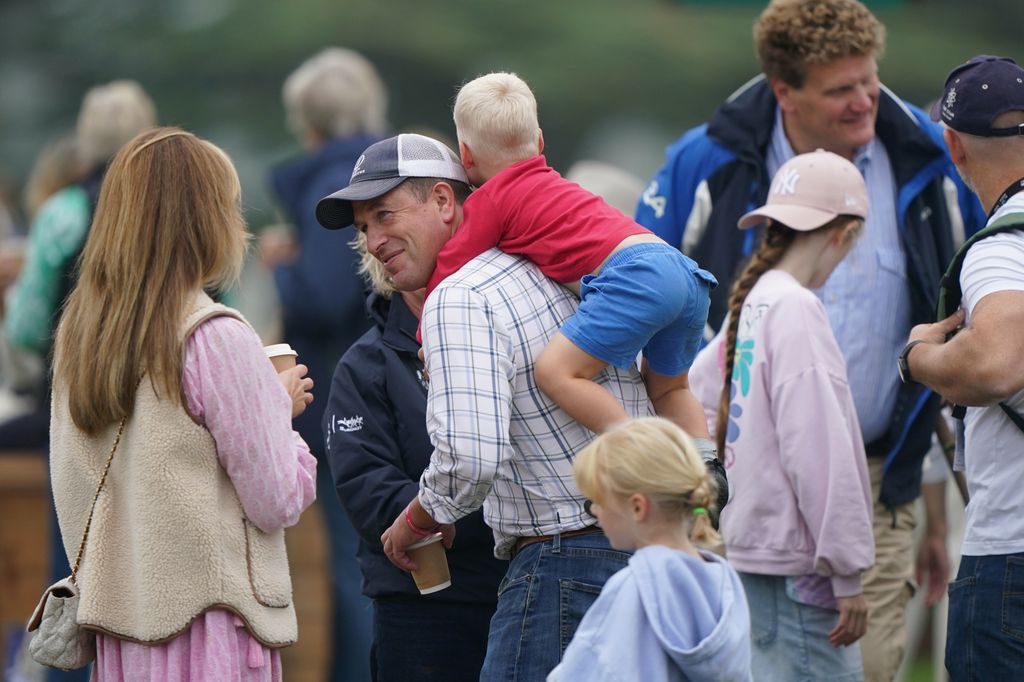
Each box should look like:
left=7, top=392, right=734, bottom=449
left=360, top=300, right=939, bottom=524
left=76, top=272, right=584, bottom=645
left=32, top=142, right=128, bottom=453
left=767, top=109, right=910, bottom=443
left=419, top=249, right=653, bottom=559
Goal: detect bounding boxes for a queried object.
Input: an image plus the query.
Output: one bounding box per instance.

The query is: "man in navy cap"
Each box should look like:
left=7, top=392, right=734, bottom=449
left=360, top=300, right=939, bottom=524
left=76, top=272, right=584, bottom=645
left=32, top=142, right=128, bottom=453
left=903, top=55, right=1024, bottom=678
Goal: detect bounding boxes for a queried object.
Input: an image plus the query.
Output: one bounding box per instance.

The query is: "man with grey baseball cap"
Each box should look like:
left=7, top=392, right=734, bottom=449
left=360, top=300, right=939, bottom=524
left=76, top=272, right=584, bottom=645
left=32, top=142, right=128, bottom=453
left=317, top=133, right=653, bottom=677
left=317, top=133, right=469, bottom=229
left=903, top=54, right=1024, bottom=679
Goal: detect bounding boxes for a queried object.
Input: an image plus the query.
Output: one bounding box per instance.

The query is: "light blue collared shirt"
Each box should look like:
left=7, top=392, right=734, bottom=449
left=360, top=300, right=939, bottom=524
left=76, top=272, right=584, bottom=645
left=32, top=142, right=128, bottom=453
left=767, top=108, right=909, bottom=443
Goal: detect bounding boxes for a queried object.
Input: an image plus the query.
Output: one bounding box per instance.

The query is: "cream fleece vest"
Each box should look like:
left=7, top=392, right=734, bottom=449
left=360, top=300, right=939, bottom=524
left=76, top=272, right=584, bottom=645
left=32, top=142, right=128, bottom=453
left=50, top=294, right=297, bottom=647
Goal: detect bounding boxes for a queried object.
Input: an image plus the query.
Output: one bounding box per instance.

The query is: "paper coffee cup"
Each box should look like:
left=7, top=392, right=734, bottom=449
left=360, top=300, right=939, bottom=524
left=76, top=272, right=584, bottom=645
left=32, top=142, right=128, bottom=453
left=406, top=532, right=451, bottom=595
left=264, top=343, right=297, bottom=373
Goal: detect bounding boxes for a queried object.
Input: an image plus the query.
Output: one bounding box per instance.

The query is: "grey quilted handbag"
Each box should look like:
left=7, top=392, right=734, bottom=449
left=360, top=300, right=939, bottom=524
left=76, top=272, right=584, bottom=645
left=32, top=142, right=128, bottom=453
left=26, top=576, right=95, bottom=670
left=25, top=417, right=126, bottom=670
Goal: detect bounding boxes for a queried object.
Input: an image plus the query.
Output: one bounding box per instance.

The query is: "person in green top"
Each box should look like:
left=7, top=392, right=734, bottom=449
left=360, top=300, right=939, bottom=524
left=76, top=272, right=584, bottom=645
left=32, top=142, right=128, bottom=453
left=5, top=81, right=156, bottom=362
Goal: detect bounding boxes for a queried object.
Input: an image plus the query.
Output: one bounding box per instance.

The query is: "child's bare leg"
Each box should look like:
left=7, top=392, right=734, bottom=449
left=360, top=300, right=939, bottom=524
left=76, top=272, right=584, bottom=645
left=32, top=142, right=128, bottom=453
left=641, top=360, right=710, bottom=439
left=535, top=332, right=629, bottom=433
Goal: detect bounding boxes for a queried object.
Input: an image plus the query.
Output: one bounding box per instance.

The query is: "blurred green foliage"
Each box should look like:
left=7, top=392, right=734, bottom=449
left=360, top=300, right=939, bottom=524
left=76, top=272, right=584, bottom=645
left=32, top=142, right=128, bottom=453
left=0, top=0, right=1020, bottom=227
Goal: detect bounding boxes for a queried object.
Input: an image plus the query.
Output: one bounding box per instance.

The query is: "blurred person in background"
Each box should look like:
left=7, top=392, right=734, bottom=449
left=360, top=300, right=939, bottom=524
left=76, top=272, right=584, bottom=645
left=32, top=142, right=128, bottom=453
left=22, top=135, right=84, bottom=222
left=565, top=159, right=645, bottom=217
left=636, top=2, right=985, bottom=679
left=3, top=80, right=155, bottom=682
left=0, top=135, right=83, bottom=430
left=2, top=80, right=156, bottom=451
left=0, top=174, right=20, bottom=293
left=322, top=229, right=505, bottom=681
left=261, top=46, right=387, bottom=681
left=49, top=126, right=316, bottom=681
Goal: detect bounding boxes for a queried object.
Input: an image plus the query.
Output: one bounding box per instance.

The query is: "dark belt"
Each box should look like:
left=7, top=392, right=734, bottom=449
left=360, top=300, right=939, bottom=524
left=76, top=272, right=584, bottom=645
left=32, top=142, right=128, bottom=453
left=511, top=526, right=602, bottom=558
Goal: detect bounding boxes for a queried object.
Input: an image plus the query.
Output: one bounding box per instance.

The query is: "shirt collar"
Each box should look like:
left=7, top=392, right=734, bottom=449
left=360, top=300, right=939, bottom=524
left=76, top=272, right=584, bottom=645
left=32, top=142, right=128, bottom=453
left=771, top=106, right=873, bottom=169
left=989, top=192, right=1024, bottom=226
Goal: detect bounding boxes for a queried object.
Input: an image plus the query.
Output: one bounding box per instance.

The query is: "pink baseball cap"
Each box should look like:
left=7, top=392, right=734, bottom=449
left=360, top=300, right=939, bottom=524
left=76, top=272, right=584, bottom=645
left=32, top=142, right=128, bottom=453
left=738, top=149, right=868, bottom=231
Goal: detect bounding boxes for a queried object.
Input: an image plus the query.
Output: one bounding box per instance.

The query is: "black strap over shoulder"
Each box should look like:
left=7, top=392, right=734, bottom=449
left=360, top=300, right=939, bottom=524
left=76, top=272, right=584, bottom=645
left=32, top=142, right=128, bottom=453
left=936, top=212, right=1024, bottom=320
left=938, top=212, right=1024, bottom=434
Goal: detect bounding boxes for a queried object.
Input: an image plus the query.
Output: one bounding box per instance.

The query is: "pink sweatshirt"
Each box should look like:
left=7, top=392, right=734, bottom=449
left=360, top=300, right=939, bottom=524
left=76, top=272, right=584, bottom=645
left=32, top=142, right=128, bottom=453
left=92, top=315, right=317, bottom=682
left=689, top=270, right=873, bottom=598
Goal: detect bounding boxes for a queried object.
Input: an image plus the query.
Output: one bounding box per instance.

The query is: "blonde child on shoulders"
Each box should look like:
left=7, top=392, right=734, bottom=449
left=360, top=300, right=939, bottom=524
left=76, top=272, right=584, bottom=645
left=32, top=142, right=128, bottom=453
left=423, top=72, right=718, bottom=456
left=548, top=417, right=752, bottom=682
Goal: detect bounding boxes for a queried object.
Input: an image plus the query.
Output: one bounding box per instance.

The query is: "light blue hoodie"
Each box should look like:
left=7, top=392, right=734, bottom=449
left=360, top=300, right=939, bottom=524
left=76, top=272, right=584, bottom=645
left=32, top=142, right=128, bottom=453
left=548, top=545, right=752, bottom=682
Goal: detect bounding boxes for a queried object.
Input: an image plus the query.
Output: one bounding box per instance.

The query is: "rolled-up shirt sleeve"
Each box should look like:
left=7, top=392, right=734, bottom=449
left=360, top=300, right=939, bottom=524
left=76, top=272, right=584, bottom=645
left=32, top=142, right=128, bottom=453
left=418, top=283, right=516, bottom=523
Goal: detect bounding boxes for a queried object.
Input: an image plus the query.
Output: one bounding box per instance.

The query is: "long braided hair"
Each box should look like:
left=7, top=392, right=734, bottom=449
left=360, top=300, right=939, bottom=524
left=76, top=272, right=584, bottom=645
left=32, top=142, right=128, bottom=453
left=715, top=215, right=862, bottom=458
left=715, top=221, right=797, bottom=459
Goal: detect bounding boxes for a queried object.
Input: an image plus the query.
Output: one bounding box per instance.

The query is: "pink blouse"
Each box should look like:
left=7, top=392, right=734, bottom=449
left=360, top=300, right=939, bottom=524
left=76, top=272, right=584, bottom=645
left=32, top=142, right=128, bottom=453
left=92, top=315, right=317, bottom=681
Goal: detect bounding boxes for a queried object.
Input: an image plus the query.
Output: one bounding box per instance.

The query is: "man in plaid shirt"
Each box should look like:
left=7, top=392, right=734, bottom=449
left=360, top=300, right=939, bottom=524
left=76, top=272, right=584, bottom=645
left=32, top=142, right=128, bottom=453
left=317, top=133, right=723, bottom=679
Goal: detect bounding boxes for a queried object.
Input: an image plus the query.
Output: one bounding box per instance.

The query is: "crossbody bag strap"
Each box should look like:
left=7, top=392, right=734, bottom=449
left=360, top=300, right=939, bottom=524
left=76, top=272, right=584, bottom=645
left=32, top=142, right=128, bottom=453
left=69, top=416, right=127, bottom=585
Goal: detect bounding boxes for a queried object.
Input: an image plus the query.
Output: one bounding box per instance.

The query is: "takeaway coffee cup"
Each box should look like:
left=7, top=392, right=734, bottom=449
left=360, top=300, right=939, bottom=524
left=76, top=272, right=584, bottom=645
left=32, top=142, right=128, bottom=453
left=406, top=532, right=451, bottom=594
left=264, top=343, right=297, bottom=373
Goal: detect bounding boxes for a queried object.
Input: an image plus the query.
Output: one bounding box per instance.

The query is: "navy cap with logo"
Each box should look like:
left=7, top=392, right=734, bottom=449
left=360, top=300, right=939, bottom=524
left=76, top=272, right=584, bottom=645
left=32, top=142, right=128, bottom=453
left=316, top=133, right=469, bottom=230
left=930, top=55, right=1024, bottom=137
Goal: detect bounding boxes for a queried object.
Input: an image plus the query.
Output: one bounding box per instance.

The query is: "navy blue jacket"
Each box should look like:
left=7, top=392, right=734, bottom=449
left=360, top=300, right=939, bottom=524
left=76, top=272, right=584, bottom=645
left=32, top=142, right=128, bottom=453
left=323, top=292, right=506, bottom=602
left=268, top=134, right=379, bottom=454
left=636, top=77, right=986, bottom=510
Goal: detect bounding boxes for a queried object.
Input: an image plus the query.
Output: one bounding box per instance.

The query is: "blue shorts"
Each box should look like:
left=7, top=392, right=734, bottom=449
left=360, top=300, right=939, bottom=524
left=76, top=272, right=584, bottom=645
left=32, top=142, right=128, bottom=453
left=560, top=243, right=716, bottom=375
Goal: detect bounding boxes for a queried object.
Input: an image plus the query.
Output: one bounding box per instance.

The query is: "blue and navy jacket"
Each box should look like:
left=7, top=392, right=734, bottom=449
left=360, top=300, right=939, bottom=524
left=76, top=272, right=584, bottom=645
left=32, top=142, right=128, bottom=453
left=268, top=134, right=379, bottom=455
left=323, top=292, right=506, bottom=602
left=636, top=76, right=986, bottom=510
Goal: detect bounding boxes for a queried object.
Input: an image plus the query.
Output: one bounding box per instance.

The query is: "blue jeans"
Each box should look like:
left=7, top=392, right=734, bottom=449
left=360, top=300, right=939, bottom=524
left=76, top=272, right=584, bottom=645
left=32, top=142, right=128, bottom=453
left=479, top=531, right=628, bottom=681
left=740, top=572, right=863, bottom=682
left=371, top=596, right=494, bottom=682
left=945, top=553, right=1024, bottom=681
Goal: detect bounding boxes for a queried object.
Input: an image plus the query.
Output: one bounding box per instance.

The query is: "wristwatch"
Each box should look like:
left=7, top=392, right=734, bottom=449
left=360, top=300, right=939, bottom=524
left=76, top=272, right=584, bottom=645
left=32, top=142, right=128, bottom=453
left=897, top=340, right=927, bottom=384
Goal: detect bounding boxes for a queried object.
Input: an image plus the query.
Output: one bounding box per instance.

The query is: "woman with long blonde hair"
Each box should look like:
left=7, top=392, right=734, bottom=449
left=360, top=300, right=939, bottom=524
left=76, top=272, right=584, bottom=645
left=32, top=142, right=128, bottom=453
left=49, top=127, right=316, bottom=681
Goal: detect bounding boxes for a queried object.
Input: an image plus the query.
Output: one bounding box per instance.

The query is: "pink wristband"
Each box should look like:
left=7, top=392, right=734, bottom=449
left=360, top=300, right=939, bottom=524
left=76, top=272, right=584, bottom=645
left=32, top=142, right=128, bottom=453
left=404, top=506, right=435, bottom=538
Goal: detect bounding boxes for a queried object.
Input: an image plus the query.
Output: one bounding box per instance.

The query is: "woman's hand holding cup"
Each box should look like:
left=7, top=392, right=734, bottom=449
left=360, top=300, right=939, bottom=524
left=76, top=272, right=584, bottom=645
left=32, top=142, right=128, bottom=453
left=264, top=344, right=312, bottom=418
left=279, top=363, right=314, bottom=418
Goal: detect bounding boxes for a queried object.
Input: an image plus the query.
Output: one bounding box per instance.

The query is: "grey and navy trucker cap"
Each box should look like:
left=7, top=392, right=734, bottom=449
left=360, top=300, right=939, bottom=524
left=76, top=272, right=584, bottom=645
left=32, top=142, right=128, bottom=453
left=316, top=133, right=468, bottom=230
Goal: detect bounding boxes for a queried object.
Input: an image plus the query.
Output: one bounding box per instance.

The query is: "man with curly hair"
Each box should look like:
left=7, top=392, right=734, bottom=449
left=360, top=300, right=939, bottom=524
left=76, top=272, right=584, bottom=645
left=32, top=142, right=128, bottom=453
left=636, top=1, right=986, bottom=680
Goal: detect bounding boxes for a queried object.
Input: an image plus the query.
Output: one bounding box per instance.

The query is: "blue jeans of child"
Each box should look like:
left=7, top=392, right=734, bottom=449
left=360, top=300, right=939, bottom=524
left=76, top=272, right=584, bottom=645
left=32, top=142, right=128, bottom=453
left=945, top=553, right=1024, bottom=681
left=740, top=572, right=863, bottom=682
left=479, top=531, right=629, bottom=681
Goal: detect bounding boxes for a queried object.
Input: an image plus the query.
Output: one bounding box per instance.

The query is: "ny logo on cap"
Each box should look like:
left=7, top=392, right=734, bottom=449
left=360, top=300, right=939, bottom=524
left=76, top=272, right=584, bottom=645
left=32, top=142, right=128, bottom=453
left=946, top=86, right=957, bottom=108
left=772, top=168, right=799, bottom=196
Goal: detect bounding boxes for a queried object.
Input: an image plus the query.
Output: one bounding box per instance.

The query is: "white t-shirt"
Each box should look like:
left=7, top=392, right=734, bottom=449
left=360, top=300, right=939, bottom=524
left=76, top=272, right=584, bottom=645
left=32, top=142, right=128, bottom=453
left=960, top=194, right=1024, bottom=556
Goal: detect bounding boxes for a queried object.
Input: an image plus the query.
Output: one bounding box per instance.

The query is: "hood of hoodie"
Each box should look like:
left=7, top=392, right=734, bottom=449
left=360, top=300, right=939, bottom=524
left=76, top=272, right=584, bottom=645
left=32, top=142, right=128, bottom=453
left=631, top=545, right=751, bottom=681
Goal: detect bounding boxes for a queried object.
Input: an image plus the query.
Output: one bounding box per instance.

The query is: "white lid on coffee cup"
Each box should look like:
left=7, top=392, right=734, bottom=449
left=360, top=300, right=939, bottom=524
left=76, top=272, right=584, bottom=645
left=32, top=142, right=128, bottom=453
left=264, top=343, right=297, bottom=359
left=407, top=532, right=443, bottom=550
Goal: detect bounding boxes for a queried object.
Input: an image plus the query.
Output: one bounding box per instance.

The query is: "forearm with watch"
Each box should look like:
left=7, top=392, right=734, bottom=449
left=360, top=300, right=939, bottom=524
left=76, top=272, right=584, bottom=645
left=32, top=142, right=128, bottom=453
left=901, top=303, right=1024, bottom=405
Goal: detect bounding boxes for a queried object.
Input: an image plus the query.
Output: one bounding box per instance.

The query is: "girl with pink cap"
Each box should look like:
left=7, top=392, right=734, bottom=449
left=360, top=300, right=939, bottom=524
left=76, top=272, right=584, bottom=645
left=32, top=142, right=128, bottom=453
left=689, top=149, right=875, bottom=681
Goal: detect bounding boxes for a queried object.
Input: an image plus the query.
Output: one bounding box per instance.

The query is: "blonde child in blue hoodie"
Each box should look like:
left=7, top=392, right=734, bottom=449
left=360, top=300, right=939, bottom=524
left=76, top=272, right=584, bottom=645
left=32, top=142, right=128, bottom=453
left=548, top=417, right=752, bottom=682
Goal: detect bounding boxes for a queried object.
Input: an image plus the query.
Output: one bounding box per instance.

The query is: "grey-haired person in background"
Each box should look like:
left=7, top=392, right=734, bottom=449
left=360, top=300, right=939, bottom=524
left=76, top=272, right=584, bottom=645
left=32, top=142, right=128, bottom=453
left=261, top=47, right=388, bottom=682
